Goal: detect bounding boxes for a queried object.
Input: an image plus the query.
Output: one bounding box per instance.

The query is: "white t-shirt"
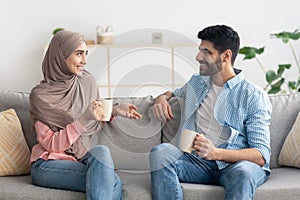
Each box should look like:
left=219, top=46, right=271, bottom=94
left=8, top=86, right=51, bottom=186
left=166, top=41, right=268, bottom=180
left=196, top=83, right=230, bottom=146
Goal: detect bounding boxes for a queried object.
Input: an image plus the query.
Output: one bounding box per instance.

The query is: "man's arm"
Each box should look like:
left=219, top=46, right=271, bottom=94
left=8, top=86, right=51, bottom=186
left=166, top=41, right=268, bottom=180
left=153, top=91, right=174, bottom=122
left=193, top=134, right=265, bottom=166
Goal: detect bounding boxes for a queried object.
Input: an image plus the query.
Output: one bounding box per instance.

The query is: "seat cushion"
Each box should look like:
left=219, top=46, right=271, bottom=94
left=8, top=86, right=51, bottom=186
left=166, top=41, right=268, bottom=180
left=117, top=170, right=152, bottom=200
left=181, top=167, right=300, bottom=200
left=254, top=167, right=300, bottom=200
left=0, top=175, right=85, bottom=200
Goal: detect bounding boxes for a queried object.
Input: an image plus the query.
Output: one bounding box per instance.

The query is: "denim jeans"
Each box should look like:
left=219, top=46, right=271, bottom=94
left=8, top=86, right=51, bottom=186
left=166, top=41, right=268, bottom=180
left=31, top=145, right=122, bottom=200
left=149, top=143, right=268, bottom=200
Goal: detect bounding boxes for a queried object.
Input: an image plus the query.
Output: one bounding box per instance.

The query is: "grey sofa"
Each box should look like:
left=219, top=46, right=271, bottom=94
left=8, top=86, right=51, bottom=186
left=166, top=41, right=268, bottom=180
left=0, top=90, right=300, bottom=200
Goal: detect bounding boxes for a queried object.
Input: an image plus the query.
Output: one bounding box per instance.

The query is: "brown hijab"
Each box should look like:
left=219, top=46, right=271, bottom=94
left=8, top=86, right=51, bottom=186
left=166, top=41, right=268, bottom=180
left=30, top=30, right=103, bottom=159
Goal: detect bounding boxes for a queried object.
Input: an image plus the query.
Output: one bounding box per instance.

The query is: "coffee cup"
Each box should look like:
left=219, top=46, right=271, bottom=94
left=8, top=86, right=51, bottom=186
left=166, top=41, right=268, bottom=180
left=99, top=98, right=113, bottom=121
left=179, top=129, right=197, bottom=153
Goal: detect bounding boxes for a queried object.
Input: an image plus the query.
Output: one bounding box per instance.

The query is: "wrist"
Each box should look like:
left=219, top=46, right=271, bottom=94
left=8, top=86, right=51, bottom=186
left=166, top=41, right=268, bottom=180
left=78, top=116, right=89, bottom=127
left=211, top=147, right=221, bottom=160
left=155, top=94, right=167, bottom=104
left=112, top=103, right=119, bottom=116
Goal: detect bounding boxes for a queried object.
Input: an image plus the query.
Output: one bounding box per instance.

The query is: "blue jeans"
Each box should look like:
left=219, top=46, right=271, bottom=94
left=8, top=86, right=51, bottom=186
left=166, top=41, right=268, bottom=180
left=31, top=145, right=122, bottom=200
left=149, top=143, right=268, bottom=200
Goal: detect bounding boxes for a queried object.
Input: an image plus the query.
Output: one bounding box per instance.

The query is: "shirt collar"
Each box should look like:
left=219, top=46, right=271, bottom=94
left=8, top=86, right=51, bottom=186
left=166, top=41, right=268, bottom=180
left=201, top=68, right=244, bottom=89
left=224, top=68, right=244, bottom=90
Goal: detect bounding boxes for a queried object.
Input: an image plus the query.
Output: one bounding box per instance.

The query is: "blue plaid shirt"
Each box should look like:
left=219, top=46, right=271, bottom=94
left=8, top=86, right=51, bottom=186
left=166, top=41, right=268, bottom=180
left=173, top=69, right=272, bottom=173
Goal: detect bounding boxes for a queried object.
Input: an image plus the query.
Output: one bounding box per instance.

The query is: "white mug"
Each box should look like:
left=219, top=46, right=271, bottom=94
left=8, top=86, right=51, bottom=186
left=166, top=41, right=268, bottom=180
left=179, top=129, right=197, bottom=153
left=99, top=98, right=113, bottom=121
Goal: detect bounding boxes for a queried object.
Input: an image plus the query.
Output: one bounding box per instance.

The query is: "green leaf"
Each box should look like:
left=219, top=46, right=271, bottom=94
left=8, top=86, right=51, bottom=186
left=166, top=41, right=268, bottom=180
left=268, top=78, right=285, bottom=94
left=52, top=28, right=64, bottom=35
left=277, top=64, right=291, bottom=76
left=238, top=47, right=265, bottom=60
left=278, top=64, right=291, bottom=69
left=270, top=29, right=300, bottom=43
left=289, top=29, right=300, bottom=40
left=266, top=70, right=277, bottom=83
left=288, top=81, right=297, bottom=89
left=268, top=87, right=281, bottom=94
left=272, top=78, right=285, bottom=88
left=255, top=47, right=265, bottom=54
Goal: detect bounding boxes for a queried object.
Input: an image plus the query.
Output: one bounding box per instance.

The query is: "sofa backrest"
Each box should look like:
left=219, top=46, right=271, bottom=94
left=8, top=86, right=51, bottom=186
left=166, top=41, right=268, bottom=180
left=268, top=93, right=300, bottom=168
left=1, top=90, right=299, bottom=171
left=0, top=90, right=37, bottom=150
left=95, top=96, right=184, bottom=171
left=96, top=95, right=162, bottom=171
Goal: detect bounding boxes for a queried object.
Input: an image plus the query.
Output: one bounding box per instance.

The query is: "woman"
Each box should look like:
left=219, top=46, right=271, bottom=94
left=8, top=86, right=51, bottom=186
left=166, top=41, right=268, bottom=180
left=30, top=30, right=142, bottom=200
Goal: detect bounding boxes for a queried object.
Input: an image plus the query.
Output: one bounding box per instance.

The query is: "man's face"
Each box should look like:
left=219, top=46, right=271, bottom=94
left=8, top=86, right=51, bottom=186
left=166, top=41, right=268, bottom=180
left=65, top=42, right=88, bottom=76
left=195, top=40, right=223, bottom=76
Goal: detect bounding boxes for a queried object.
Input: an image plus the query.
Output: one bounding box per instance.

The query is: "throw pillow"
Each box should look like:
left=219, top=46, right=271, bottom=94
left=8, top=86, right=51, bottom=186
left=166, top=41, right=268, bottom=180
left=0, top=109, right=31, bottom=176
left=278, top=111, right=300, bottom=167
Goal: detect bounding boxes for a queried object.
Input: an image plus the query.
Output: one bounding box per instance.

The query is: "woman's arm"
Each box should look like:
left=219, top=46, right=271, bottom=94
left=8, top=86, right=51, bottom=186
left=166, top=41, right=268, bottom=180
left=35, top=120, right=86, bottom=153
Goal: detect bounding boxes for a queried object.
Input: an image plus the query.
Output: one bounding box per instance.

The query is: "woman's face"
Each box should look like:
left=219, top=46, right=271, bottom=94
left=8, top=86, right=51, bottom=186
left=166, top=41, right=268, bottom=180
left=66, top=42, right=88, bottom=76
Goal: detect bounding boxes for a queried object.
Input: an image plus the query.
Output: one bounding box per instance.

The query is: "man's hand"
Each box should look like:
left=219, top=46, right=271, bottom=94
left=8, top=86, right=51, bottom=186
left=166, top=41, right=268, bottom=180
left=112, top=103, right=142, bottom=119
left=153, top=93, right=174, bottom=122
left=194, top=134, right=215, bottom=160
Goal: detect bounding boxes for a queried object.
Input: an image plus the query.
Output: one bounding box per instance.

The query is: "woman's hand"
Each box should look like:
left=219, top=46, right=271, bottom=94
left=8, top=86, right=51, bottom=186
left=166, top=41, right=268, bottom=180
left=112, top=103, right=142, bottom=119
left=78, top=100, right=105, bottom=126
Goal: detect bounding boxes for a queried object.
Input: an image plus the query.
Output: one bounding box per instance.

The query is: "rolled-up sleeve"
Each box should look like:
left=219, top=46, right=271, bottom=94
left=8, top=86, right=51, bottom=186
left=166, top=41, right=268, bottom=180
left=246, top=92, right=272, bottom=170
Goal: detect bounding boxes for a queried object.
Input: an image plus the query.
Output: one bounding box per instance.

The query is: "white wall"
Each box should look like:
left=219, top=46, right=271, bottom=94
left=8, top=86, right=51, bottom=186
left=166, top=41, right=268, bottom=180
left=1, top=0, right=299, bottom=93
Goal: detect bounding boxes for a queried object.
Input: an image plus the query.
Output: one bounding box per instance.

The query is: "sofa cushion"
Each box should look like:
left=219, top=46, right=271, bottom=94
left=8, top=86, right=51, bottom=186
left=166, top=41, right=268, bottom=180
left=0, top=175, right=85, bottom=200
left=117, top=170, right=152, bottom=200
left=95, top=95, right=162, bottom=171
left=0, top=90, right=37, bottom=150
left=0, top=109, right=31, bottom=176
left=181, top=167, right=300, bottom=200
left=268, top=93, right=300, bottom=168
left=277, top=111, right=300, bottom=167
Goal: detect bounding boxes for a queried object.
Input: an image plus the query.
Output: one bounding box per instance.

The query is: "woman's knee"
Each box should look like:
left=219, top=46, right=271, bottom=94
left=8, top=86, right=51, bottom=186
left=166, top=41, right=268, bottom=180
left=88, top=145, right=114, bottom=166
left=89, top=145, right=111, bottom=157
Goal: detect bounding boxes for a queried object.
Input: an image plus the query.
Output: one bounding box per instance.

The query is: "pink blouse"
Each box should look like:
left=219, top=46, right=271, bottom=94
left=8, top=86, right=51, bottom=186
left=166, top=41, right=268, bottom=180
left=30, top=120, right=86, bottom=163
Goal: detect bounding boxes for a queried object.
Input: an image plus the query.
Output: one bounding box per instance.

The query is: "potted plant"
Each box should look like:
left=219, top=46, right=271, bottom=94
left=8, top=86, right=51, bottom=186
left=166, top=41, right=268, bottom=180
left=239, top=29, right=300, bottom=94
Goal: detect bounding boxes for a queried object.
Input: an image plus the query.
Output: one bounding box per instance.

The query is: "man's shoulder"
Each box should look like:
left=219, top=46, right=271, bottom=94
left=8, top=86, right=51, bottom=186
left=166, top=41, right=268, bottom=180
left=239, top=79, right=266, bottom=95
left=234, top=79, right=271, bottom=107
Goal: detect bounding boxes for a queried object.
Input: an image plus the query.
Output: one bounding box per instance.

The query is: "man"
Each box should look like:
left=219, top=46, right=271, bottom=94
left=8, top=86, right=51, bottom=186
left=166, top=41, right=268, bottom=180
left=149, top=25, right=272, bottom=200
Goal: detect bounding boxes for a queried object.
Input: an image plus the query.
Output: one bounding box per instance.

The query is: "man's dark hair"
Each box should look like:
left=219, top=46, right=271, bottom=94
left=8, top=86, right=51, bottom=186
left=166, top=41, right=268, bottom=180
left=197, top=25, right=240, bottom=65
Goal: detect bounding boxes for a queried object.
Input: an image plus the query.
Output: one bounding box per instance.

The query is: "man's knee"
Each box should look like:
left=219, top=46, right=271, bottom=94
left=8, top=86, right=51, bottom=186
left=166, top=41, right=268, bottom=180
left=149, top=143, right=182, bottom=171
left=151, top=143, right=174, bottom=153
left=226, top=161, right=266, bottom=182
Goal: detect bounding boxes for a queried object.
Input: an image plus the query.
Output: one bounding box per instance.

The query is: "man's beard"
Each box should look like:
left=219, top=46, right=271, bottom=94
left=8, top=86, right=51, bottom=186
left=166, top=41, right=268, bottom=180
left=199, top=57, right=222, bottom=76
